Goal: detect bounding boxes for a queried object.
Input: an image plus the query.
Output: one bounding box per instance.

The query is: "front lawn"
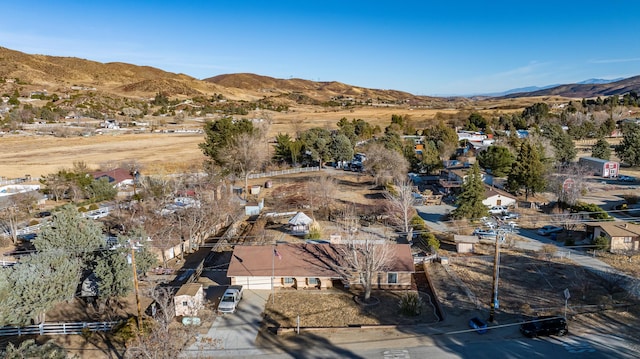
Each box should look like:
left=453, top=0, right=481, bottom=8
left=263, top=290, right=439, bottom=328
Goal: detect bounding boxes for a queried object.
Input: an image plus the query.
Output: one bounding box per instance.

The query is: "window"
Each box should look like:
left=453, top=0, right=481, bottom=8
left=284, top=277, right=294, bottom=284
left=624, top=237, right=632, bottom=243
left=387, top=272, right=398, bottom=284
left=308, top=278, right=318, bottom=285
left=182, top=301, right=188, bottom=307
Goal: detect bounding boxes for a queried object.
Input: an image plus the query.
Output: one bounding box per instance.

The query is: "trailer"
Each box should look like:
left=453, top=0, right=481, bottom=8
left=578, top=157, right=619, bottom=178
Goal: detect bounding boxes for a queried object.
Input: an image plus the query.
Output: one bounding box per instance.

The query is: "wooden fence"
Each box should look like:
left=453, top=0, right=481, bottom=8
left=0, top=321, right=119, bottom=336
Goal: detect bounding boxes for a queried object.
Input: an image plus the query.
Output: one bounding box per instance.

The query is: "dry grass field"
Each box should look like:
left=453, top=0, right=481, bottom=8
left=1, top=105, right=452, bottom=179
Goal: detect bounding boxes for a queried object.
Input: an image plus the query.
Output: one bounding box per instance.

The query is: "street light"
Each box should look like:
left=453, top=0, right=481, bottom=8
left=488, top=229, right=505, bottom=322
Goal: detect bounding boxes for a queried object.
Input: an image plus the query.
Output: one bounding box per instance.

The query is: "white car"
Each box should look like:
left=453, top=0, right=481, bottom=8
left=537, top=225, right=563, bottom=236
left=488, top=206, right=507, bottom=215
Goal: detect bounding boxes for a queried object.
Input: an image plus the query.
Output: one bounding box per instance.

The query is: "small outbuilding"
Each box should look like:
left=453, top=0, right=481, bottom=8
left=288, top=211, right=313, bottom=235
left=174, top=283, right=204, bottom=317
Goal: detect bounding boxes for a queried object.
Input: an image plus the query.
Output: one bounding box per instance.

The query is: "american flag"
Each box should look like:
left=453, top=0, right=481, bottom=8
left=273, top=248, right=282, bottom=260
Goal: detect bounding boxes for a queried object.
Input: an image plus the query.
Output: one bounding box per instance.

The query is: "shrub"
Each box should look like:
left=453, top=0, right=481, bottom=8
left=78, top=206, right=87, bottom=212
left=88, top=203, right=99, bottom=211
left=398, top=291, right=423, bottom=316
left=410, top=215, right=425, bottom=231
left=571, top=202, right=611, bottom=220
left=305, top=221, right=322, bottom=240
left=423, top=232, right=440, bottom=253
left=593, top=235, right=610, bottom=251
left=623, top=195, right=639, bottom=205
left=29, top=219, right=39, bottom=226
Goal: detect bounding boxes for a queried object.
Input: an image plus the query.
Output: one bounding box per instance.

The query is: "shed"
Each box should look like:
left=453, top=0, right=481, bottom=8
left=454, top=235, right=480, bottom=253
left=245, top=198, right=264, bottom=216
left=288, top=211, right=313, bottom=235
left=174, top=283, right=204, bottom=317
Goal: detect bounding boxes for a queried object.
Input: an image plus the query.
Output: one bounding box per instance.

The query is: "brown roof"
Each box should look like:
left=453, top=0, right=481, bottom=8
left=586, top=222, right=640, bottom=238
left=175, top=283, right=202, bottom=297
left=227, top=243, right=414, bottom=278
left=91, top=168, right=133, bottom=184
left=484, top=185, right=516, bottom=200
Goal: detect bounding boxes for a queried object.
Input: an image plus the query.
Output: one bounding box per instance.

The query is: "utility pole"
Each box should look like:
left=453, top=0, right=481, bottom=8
left=131, top=244, right=144, bottom=333
left=488, top=230, right=504, bottom=322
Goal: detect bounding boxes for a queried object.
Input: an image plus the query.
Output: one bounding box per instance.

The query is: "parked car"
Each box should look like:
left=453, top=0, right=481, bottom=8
left=500, top=212, right=520, bottom=220
left=488, top=206, right=507, bottom=215
left=618, top=175, right=636, bottom=182
left=473, top=228, right=497, bottom=238
left=17, top=233, right=37, bottom=241
left=537, top=225, right=563, bottom=236
left=217, top=285, right=244, bottom=314
left=520, top=316, right=568, bottom=338
left=469, top=316, right=488, bottom=334
left=35, top=211, right=52, bottom=218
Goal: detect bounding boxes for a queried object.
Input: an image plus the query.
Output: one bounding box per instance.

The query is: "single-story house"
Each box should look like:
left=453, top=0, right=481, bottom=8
left=91, top=168, right=134, bottom=188
left=585, top=222, right=640, bottom=252
left=482, top=186, right=517, bottom=208
left=226, top=243, right=414, bottom=291
left=174, top=283, right=204, bottom=317
left=288, top=211, right=313, bottom=235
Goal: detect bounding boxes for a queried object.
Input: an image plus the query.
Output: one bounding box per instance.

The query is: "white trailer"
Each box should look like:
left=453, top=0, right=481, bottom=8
left=578, top=157, right=619, bottom=178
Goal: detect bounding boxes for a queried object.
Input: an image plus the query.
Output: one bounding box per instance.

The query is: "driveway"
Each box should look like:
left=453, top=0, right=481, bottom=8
left=184, top=289, right=270, bottom=357
left=415, top=204, right=456, bottom=233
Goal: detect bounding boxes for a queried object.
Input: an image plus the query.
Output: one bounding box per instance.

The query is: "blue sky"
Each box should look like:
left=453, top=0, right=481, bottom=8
left=1, top=1, right=639, bottom=96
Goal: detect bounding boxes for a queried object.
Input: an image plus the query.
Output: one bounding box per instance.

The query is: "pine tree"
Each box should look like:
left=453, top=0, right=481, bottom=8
left=507, top=141, right=546, bottom=200
left=616, top=122, right=640, bottom=166
left=591, top=138, right=611, bottom=160
left=451, top=162, right=488, bottom=220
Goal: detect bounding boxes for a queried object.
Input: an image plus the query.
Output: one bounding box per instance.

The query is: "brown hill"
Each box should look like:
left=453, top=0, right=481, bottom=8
left=505, top=76, right=640, bottom=99
left=204, top=73, right=428, bottom=102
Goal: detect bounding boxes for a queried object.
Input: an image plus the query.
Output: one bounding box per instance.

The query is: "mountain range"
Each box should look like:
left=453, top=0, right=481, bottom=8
left=1, top=46, right=638, bottom=102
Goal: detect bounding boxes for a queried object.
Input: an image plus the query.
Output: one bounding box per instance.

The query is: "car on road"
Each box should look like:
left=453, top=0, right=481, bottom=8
left=537, top=225, right=563, bottom=236
left=618, top=175, right=636, bottom=182
left=469, top=316, right=488, bottom=334
left=520, top=316, right=568, bottom=338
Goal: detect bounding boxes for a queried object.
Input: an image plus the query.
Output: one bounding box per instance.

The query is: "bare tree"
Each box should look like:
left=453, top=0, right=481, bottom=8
left=0, top=193, right=37, bottom=245
left=307, top=173, right=337, bottom=219
left=220, top=131, right=269, bottom=200
left=363, top=143, right=409, bottom=186
left=384, top=179, right=417, bottom=240
left=333, top=235, right=393, bottom=302
left=549, top=163, right=589, bottom=206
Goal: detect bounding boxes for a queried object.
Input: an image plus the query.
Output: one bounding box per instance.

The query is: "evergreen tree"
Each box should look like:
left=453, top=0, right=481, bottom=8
left=507, top=141, right=546, bottom=200
left=477, top=145, right=514, bottom=177
left=34, top=204, right=103, bottom=263
left=616, top=122, right=640, bottom=166
left=330, top=133, right=354, bottom=162
left=199, top=117, right=255, bottom=173
left=416, top=141, right=442, bottom=174
left=591, top=138, right=611, bottom=160
left=451, top=162, right=488, bottom=220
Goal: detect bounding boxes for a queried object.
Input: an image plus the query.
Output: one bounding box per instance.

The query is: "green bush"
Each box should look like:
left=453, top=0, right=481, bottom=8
left=88, top=203, right=99, bottom=211
left=399, top=291, right=423, bottom=316
left=571, top=202, right=611, bottom=220
left=78, top=206, right=87, bottom=212
left=410, top=215, right=425, bottom=231
left=593, top=235, right=610, bottom=251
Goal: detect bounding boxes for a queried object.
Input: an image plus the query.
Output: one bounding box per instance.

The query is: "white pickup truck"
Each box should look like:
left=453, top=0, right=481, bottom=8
left=217, top=285, right=243, bottom=314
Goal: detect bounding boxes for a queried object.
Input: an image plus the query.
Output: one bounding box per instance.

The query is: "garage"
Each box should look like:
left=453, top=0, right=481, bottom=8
left=232, top=276, right=273, bottom=290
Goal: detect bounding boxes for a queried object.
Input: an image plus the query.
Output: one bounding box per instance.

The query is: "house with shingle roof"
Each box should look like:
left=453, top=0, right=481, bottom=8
left=91, top=168, right=134, bottom=188
left=585, top=222, right=640, bottom=252
left=482, top=185, right=517, bottom=208
left=226, top=243, right=414, bottom=290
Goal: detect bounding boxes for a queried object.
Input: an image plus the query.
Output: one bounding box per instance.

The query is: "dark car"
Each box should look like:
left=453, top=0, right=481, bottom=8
left=17, top=233, right=37, bottom=241
left=520, top=316, right=568, bottom=338
left=35, top=211, right=52, bottom=218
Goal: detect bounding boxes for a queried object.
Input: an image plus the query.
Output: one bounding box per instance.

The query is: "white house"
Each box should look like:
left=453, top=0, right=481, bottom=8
left=482, top=186, right=517, bottom=208
left=174, top=283, right=204, bottom=317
